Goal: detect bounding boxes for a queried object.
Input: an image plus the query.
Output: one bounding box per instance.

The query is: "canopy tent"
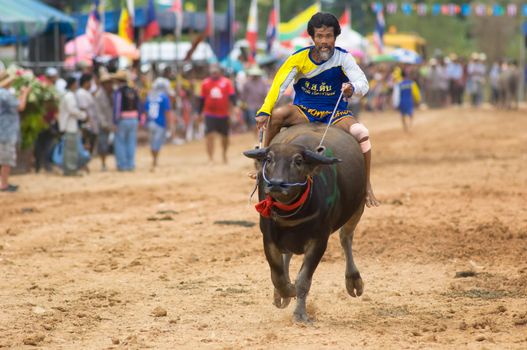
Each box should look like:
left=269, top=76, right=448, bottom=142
left=0, top=0, right=75, bottom=37
left=335, top=27, right=370, bottom=55
left=140, top=41, right=216, bottom=63
left=65, top=32, right=140, bottom=64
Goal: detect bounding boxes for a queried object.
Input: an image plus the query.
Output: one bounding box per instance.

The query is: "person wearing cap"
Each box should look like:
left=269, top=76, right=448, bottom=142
left=144, top=77, right=174, bottom=170
left=45, top=67, right=66, bottom=96
left=199, top=64, right=236, bottom=164
left=0, top=71, right=31, bottom=192
left=58, top=77, right=88, bottom=176
left=113, top=70, right=141, bottom=171
left=240, top=65, right=268, bottom=133
left=94, top=73, right=114, bottom=171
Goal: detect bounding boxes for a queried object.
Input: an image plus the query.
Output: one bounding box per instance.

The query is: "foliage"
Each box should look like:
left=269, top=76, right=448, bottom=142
left=7, top=66, right=59, bottom=150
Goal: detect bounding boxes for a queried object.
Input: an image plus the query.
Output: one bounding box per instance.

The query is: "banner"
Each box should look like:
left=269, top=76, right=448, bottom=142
left=373, top=2, right=527, bottom=17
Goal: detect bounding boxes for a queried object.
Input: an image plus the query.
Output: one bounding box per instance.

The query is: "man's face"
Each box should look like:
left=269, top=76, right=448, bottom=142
left=210, top=67, right=221, bottom=80
left=312, top=26, right=336, bottom=61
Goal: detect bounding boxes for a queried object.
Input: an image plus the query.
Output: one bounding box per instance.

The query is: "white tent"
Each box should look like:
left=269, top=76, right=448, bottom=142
left=140, top=42, right=216, bottom=63
left=336, top=27, right=370, bottom=54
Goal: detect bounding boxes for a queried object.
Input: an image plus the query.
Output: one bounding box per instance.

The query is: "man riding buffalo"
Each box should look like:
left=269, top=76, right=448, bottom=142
left=254, top=12, right=379, bottom=207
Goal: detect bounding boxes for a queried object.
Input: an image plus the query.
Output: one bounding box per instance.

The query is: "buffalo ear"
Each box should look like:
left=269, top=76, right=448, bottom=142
left=303, top=149, right=341, bottom=165
left=243, top=147, right=268, bottom=160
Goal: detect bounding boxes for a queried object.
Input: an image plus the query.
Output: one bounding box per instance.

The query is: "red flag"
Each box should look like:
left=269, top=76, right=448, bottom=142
left=246, top=0, right=258, bottom=62
left=339, top=6, right=351, bottom=29
left=144, top=0, right=160, bottom=41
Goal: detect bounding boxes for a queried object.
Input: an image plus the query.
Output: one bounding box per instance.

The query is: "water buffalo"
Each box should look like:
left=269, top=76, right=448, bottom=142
left=244, top=123, right=366, bottom=322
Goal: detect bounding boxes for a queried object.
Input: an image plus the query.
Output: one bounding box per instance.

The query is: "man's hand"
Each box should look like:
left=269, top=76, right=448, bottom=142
left=341, top=83, right=355, bottom=98
left=255, top=114, right=269, bottom=130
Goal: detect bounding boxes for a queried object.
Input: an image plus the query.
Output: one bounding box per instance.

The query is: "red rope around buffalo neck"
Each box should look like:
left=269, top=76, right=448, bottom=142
left=255, top=178, right=312, bottom=218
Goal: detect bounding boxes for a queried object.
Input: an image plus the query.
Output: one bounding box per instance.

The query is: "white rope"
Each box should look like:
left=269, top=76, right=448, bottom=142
left=318, top=91, right=344, bottom=149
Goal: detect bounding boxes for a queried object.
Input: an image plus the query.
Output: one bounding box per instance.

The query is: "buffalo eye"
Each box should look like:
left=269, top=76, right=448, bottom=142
left=293, top=154, right=303, bottom=167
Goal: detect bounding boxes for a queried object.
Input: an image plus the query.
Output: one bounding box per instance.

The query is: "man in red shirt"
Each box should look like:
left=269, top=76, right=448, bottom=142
left=199, top=64, right=236, bottom=163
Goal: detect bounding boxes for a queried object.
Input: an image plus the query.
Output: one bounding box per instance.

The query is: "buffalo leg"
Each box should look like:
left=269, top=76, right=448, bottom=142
left=263, top=240, right=296, bottom=307
left=293, top=239, right=328, bottom=323
left=339, top=208, right=365, bottom=297
left=273, top=253, right=293, bottom=308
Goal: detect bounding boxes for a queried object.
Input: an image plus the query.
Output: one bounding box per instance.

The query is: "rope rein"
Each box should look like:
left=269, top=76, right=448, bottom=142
left=317, top=90, right=344, bottom=150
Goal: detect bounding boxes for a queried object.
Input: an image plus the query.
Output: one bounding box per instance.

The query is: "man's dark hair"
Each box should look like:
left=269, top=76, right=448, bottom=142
left=79, top=73, right=93, bottom=87
left=66, top=76, right=77, bottom=90
left=307, top=12, right=341, bottom=38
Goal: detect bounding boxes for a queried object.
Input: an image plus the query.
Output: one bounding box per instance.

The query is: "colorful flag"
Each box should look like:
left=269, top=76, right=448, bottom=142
left=373, top=8, right=385, bottom=54
left=266, top=5, right=277, bottom=53
left=401, top=3, right=412, bottom=15
left=86, top=0, right=103, bottom=56
left=339, top=5, right=351, bottom=30
left=506, top=4, right=517, bottom=17
left=246, top=0, right=258, bottom=62
left=278, top=3, right=320, bottom=41
left=144, top=0, right=160, bottom=41
left=171, top=0, right=183, bottom=37
left=417, top=4, right=427, bottom=16
left=461, top=4, right=471, bottom=17
left=386, top=3, right=397, bottom=15
left=118, top=0, right=134, bottom=43
left=206, top=0, right=214, bottom=38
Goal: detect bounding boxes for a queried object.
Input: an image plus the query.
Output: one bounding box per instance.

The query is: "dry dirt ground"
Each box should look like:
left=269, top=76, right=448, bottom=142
left=1, top=107, right=526, bottom=349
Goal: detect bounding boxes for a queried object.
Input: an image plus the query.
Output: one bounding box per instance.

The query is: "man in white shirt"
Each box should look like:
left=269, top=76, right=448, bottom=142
left=59, top=77, right=87, bottom=176
left=76, top=73, right=98, bottom=154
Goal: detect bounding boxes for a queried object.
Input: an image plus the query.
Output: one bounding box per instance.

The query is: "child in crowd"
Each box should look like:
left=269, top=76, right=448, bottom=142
left=392, top=70, right=421, bottom=132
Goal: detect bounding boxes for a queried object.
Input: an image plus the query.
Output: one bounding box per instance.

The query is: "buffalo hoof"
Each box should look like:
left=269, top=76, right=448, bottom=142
left=273, top=288, right=291, bottom=309
left=293, top=312, right=311, bottom=324
left=346, top=275, right=364, bottom=297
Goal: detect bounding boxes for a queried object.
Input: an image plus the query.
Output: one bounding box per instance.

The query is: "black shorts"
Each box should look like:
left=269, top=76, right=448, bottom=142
left=205, top=116, right=229, bottom=136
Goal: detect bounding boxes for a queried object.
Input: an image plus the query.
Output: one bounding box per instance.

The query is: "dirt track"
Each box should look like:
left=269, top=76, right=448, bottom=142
left=1, top=107, right=526, bottom=349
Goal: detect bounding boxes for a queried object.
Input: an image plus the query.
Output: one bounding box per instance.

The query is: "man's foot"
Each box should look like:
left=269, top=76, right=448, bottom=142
left=247, top=170, right=257, bottom=179
left=0, top=184, right=18, bottom=192
left=365, top=182, right=380, bottom=208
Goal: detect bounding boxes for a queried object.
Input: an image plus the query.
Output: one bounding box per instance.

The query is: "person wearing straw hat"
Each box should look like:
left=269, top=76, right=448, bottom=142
left=0, top=71, right=31, bottom=192
left=253, top=12, right=379, bottom=207
left=240, top=65, right=268, bottom=133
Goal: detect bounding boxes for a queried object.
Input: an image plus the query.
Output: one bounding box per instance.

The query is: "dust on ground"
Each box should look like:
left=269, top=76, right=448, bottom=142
left=1, top=107, right=526, bottom=349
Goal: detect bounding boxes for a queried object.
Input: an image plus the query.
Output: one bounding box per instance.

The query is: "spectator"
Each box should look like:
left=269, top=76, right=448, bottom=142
left=0, top=71, right=31, bottom=192
left=144, top=77, right=174, bottom=170
left=58, top=77, right=87, bottom=176
left=76, top=73, right=99, bottom=155
left=45, top=67, right=66, bottom=96
left=240, top=65, right=268, bottom=133
left=113, top=70, right=140, bottom=171
left=94, top=73, right=114, bottom=171
left=392, top=70, right=421, bottom=132
left=199, top=64, right=236, bottom=164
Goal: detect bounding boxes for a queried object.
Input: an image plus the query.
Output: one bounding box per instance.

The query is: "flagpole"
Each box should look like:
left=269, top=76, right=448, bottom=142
left=101, top=0, right=105, bottom=58
left=274, top=0, right=280, bottom=45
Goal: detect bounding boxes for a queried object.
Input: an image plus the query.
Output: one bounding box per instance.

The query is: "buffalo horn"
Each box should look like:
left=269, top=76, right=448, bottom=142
left=243, top=147, right=268, bottom=160
left=303, top=149, right=341, bottom=165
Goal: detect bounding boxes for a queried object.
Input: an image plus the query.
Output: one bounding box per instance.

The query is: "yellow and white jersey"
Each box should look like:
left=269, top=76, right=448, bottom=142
left=257, top=46, right=369, bottom=117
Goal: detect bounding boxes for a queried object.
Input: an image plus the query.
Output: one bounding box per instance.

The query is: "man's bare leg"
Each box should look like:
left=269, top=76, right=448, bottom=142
left=221, top=135, right=229, bottom=164
left=263, top=105, right=308, bottom=146
left=206, top=133, right=214, bottom=163
left=336, top=118, right=380, bottom=208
